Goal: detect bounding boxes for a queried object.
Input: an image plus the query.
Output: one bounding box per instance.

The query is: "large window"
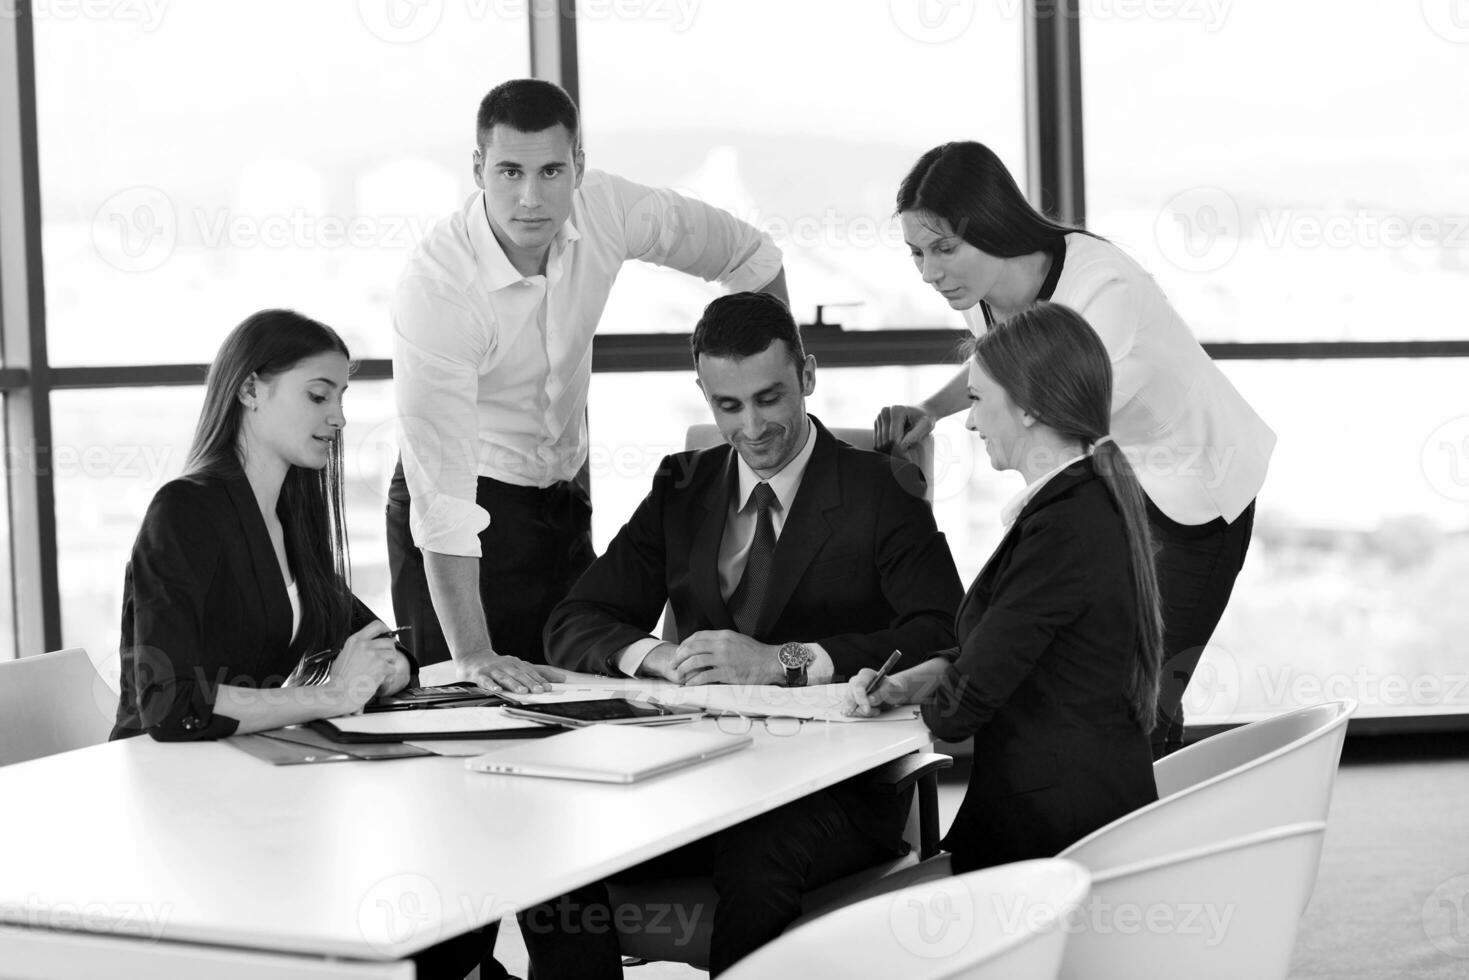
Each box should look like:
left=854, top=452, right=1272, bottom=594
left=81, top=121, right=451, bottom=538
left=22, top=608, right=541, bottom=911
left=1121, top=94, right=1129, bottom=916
left=7, top=2, right=1465, bottom=729
left=577, top=0, right=1025, bottom=333
left=1081, top=0, right=1469, bottom=343
left=34, top=1, right=529, bottom=365
left=1189, top=359, right=1469, bottom=721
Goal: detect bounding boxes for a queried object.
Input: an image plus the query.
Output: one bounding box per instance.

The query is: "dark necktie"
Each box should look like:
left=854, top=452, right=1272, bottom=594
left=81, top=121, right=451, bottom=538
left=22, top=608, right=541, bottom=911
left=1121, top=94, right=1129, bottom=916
left=728, top=482, right=777, bottom=636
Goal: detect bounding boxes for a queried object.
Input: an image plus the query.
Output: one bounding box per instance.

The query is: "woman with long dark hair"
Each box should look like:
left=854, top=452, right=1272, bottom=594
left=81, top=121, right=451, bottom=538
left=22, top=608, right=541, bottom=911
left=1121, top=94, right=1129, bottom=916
left=113, top=309, right=415, bottom=740
left=851, top=303, right=1161, bottom=871
left=876, top=141, right=1274, bottom=756
left=114, top=310, right=496, bottom=979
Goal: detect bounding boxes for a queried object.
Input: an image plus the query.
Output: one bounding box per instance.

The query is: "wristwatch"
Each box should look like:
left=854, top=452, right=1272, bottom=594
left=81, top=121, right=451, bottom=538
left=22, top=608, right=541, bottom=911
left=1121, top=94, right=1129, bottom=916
left=778, top=642, right=815, bottom=687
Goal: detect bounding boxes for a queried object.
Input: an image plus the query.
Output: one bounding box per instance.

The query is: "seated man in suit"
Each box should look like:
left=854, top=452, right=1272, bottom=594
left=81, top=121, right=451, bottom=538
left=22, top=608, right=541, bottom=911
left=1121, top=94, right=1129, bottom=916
left=521, top=291, right=963, bottom=978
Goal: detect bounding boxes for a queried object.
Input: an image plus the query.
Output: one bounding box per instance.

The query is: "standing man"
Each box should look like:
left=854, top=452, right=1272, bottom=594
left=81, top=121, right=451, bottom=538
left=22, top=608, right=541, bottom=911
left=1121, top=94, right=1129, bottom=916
left=388, top=79, right=787, bottom=694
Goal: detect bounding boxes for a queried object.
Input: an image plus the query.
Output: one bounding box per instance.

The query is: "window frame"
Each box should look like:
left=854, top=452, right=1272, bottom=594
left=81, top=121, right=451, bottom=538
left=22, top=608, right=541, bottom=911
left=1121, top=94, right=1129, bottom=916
left=3, top=0, right=1462, bottom=736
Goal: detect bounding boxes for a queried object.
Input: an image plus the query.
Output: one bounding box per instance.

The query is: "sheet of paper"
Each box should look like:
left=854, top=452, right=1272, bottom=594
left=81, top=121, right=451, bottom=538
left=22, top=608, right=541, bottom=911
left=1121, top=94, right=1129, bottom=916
left=327, top=706, right=551, bottom=736
left=649, top=684, right=894, bottom=722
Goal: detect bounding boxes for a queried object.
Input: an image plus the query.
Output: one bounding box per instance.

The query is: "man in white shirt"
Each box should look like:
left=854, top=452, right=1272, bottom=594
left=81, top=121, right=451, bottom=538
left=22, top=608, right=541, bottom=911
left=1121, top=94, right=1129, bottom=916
left=387, top=79, right=787, bottom=696
left=522, top=292, right=962, bottom=977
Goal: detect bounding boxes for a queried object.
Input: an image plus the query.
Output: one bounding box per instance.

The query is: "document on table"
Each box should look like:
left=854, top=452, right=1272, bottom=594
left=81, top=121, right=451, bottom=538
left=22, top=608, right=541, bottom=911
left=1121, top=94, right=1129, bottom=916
left=325, top=706, right=552, bottom=736
left=650, top=684, right=919, bottom=723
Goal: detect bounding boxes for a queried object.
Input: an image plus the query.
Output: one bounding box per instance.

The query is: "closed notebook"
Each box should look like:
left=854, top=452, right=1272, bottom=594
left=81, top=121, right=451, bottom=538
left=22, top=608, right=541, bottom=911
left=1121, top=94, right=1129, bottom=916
left=464, top=724, right=752, bottom=784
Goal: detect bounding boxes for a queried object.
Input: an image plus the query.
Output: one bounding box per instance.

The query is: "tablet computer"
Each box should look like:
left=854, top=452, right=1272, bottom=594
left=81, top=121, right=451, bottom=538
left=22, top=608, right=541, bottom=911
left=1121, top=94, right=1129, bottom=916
left=502, top=697, right=702, bottom=727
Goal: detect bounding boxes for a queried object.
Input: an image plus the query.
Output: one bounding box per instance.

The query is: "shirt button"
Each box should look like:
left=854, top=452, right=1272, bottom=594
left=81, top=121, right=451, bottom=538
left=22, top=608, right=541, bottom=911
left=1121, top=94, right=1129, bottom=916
left=181, top=715, right=201, bottom=731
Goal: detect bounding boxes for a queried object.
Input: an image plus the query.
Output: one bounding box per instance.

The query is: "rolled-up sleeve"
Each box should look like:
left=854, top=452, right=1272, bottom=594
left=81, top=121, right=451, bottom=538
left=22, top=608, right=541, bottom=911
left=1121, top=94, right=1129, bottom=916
left=392, top=276, right=492, bottom=557
left=604, top=172, right=782, bottom=293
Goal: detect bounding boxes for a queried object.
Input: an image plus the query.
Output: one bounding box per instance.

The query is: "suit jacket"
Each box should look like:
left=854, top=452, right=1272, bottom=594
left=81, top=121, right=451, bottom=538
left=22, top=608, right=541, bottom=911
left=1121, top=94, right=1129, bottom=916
left=923, top=457, right=1158, bottom=873
left=113, top=460, right=397, bottom=741
left=545, top=417, right=963, bottom=678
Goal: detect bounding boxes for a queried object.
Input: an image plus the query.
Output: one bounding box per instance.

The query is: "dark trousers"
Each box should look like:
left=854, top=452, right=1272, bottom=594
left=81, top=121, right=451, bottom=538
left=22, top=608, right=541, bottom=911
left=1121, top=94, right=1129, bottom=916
left=518, top=788, right=906, bottom=978
left=411, top=927, right=503, bottom=980
left=386, top=459, right=596, bottom=667
left=1150, top=499, right=1257, bottom=758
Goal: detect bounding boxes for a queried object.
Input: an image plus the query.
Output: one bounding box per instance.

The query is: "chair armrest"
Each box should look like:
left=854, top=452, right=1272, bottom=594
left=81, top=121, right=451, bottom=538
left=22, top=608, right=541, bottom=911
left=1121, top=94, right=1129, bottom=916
left=860, top=752, right=953, bottom=860
left=859, top=752, right=953, bottom=794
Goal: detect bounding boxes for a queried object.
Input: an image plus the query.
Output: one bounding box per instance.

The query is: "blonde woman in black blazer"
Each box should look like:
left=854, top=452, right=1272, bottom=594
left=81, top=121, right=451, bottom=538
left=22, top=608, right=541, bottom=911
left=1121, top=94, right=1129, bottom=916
left=850, top=302, right=1163, bottom=873
left=113, top=310, right=415, bottom=740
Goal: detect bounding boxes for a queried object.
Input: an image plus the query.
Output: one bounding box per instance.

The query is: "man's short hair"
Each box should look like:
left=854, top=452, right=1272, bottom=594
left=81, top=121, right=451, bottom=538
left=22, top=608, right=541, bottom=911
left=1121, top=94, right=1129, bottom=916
left=476, top=79, right=580, bottom=151
left=690, top=292, right=806, bottom=376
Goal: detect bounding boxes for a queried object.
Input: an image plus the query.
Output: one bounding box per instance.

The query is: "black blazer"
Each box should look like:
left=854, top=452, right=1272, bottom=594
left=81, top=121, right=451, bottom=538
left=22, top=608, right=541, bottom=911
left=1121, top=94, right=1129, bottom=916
left=113, top=460, right=397, bottom=741
left=545, top=417, right=963, bottom=679
left=923, top=458, right=1158, bottom=873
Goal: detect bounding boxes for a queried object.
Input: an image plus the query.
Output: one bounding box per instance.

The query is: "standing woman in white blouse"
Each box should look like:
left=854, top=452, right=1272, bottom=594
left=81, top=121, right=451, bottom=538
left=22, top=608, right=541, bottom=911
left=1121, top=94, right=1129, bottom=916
left=875, top=141, right=1275, bottom=757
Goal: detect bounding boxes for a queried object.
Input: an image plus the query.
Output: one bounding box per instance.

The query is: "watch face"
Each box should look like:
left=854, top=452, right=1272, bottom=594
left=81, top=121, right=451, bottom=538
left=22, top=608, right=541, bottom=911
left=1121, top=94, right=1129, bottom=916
left=778, top=643, right=811, bottom=668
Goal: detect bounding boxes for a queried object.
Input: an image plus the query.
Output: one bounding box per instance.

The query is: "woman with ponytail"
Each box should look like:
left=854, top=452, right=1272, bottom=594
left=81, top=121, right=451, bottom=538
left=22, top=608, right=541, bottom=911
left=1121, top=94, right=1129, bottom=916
left=850, top=303, right=1162, bottom=872
left=113, top=309, right=418, bottom=741
left=876, top=141, right=1273, bottom=757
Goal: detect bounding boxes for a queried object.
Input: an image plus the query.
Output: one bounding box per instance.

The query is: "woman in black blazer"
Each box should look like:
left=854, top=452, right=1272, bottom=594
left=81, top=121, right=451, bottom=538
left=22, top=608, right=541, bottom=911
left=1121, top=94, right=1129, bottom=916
left=114, top=309, right=502, bottom=979
left=113, top=309, right=415, bottom=741
left=850, top=302, right=1163, bottom=873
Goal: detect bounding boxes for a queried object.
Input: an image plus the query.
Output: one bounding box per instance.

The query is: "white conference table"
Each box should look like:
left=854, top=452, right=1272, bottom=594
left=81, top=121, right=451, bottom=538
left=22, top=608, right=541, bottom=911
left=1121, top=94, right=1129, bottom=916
left=0, top=670, right=931, bottom=977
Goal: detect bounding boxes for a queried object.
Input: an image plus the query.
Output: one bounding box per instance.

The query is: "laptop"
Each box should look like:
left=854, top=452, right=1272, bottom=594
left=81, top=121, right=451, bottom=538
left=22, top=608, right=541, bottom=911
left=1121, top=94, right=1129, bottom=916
left=464, top=723, right=752, bottom=784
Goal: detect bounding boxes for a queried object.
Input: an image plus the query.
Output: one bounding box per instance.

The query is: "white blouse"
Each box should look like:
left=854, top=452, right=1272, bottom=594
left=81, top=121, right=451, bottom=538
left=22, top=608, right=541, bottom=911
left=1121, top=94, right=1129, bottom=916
left=966, top=233, right=1275, bottom=525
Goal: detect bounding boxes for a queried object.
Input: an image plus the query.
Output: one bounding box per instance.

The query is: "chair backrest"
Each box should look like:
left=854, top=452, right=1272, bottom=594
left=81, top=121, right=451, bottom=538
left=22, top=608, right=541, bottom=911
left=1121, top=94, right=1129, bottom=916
left=0, top=648, right=115, bottom=766
left=682, top=423, right=935, bottom=502
left=1152, top=699, right=1355, bottom=798
left=1059, top=700, right=1354, bottom=876
left=1057, top=822, right=1327, bottom=980
left=724, top=858, right=1091, bottom=980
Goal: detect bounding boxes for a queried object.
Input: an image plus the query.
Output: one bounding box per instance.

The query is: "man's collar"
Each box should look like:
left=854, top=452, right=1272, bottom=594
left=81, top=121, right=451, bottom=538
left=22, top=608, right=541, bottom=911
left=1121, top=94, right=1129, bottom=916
left=734, top=418, right=817, bottom=515
left=466, top=190, right=580, bottom=292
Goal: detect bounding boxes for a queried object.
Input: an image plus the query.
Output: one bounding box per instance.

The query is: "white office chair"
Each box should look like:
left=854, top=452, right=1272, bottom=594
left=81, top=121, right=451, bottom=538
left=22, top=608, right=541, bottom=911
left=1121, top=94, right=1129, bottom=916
left=723, top=857, right=1090, bottom=980
left=1058, top=700, right=1355, bottom=889
left=0, top=648, right=116, bottom=766
left=1153, top=698, right=1355, bottom=798
left=1057, top=822, right=1327, bottom=980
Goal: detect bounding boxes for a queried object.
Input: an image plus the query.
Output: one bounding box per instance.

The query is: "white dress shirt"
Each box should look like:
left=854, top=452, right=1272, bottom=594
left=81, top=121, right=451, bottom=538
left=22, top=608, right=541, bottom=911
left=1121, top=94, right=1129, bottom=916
left=393, top=169, right=783, bottom=557
left=965, top=233, right=1275, bottom=525
left=616, top=422, right=835, bottom=682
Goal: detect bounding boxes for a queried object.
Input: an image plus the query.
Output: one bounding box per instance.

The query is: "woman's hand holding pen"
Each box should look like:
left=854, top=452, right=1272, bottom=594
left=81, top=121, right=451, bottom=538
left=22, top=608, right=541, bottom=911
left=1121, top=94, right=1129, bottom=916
left=325, top=620, right=402, bottom=713
left=845, top=666, right=908, bottom=718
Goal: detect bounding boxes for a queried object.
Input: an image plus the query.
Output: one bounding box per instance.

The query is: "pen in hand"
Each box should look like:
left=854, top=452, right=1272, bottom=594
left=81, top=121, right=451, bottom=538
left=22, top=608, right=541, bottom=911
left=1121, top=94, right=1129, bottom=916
left=864, top=650, right=903, bottom=698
